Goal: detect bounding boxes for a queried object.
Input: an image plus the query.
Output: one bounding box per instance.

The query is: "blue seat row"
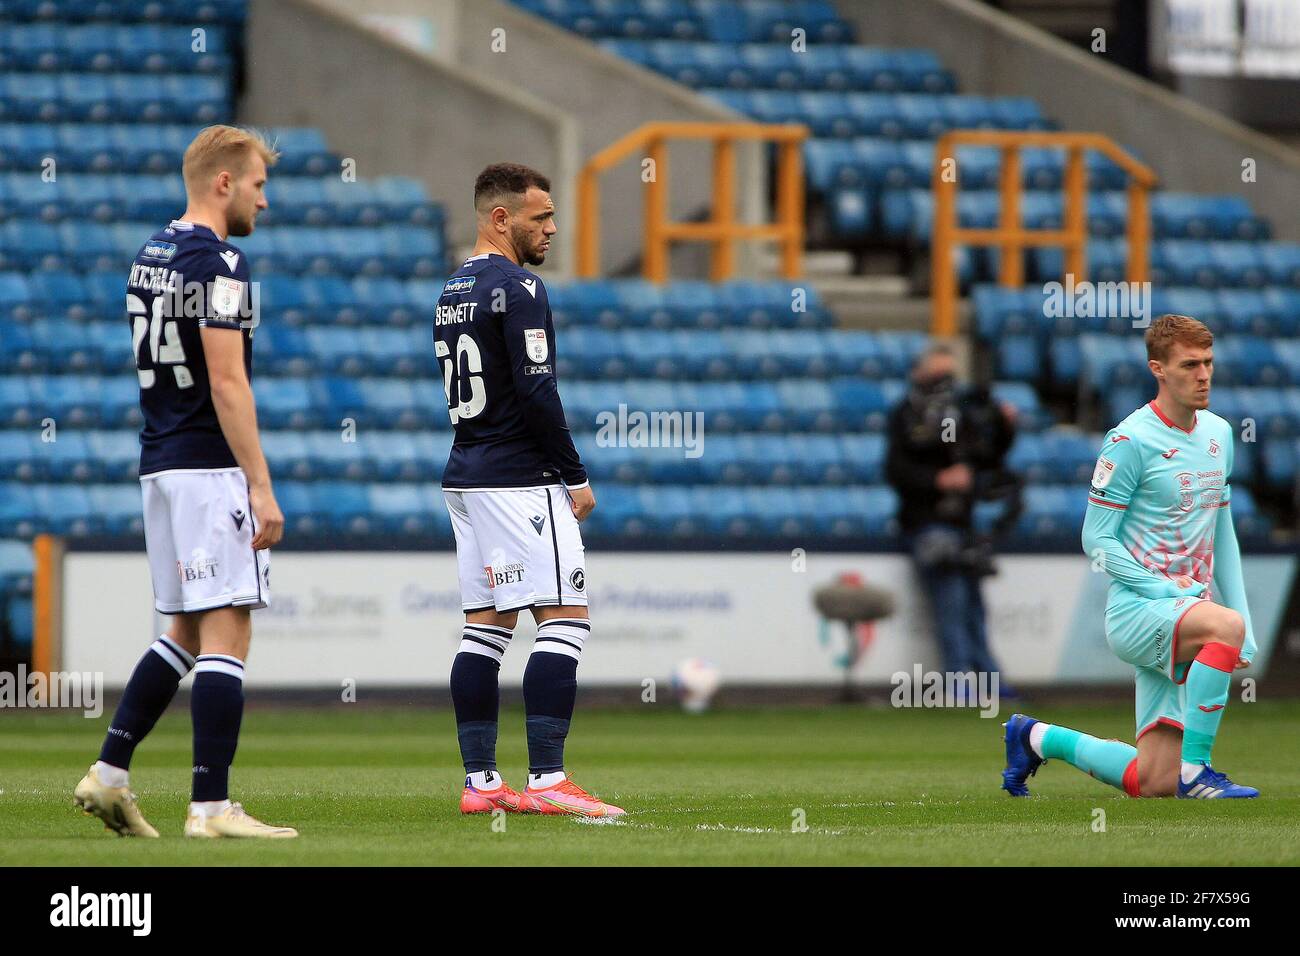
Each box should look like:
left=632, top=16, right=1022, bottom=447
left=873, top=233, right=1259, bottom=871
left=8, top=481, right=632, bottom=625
left=5, top=592, right=31, bottom=649
left=0, top=221, right=447, bottom=277
left=549, top=279, right=833, bottom=329
left=0, top=482, right=148, bottom=537
left=1012, top=484, right=1269, bottom=540
left=582, top=485, right=897, bottom=540
left=1260, top=438, right=1300, bottom=491
left=5, top=325, right=930, bottom=385
left=0, top=466, right=1275, bottom=546
left=0, top=172, right=442, bottom=227
left=1030, top=240, right=1300, bottom=290
left=0, top=123, right=336, bottom=175
left=3, top=374, right=996, bottom=434
left=1077, top=342, right=1300, bottom=424
left=12, top=420, right=1157, bottom=491
left=514, top=0, right=853, bottom=44
left=0, top=273, right=827, bottom=330
left=879, top=189, right=1267, bottom=242
left=0, top=73, right=229, bottom=123
left=0, top=0, right=246, bottom=24
left=992, top=322, right=1300, bottom=392
left=0, top=428, right=141, bottom=482
left=264, top=327, right=927, bottom=382
left=805, top=139, right=1134, bottom=193
left=0, top=24, right=229, bottom=73
left=598, top=40, right=954, bottom=93
left=557, top=328, right=928, bottom=381
left=0, top=538, right=32, bottom=591
left=704, top=89, right=1049, bottom=139
left=973, top=285, right=1300, bottom=340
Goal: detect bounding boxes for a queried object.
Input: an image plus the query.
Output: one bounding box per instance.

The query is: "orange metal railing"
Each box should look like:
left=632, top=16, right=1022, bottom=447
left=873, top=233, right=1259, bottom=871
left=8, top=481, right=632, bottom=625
left=931, top=130, right=1157, bottom=337
left=577, top=122, right=809, bottom=282
left=31, top=534, right=61, bottom=702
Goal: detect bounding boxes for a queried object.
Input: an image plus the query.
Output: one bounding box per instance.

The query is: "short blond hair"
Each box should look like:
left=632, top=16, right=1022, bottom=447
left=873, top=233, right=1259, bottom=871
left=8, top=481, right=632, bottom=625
left=182, top=125, right=279, bottom=195
left=1145, top=313, right=1213, bottom=363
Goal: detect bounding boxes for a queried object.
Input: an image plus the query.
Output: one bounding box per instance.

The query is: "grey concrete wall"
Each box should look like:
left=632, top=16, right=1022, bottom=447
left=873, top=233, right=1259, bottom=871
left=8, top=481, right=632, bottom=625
left=445, top=0, right=769, bottom=276
left=241, top=0, right=773, bottom=278
left=840, top=0, right=1300, bottom=240
left=239, top=0, right=578, bottom=274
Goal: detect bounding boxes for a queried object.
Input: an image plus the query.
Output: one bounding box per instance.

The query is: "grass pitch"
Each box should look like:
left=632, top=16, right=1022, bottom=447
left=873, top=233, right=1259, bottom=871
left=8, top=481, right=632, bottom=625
left=1, top=700, right=1297, bottom=866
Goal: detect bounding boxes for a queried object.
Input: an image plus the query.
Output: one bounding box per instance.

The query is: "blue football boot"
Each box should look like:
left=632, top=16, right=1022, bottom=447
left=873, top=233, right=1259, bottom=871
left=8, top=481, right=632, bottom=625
left=1001, top=713, right=1045, bottom=797
left=1177, top=764, right=1259, bottom=799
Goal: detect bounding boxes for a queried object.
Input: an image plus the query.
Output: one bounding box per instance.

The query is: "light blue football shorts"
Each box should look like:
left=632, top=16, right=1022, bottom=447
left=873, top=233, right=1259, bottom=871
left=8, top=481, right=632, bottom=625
left=1105, top=587, right=1205, bottom=739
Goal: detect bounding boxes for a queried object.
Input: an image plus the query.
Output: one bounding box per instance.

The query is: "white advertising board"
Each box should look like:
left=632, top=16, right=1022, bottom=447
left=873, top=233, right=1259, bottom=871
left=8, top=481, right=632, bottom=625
left=62, top=550, right=1292, bottom=689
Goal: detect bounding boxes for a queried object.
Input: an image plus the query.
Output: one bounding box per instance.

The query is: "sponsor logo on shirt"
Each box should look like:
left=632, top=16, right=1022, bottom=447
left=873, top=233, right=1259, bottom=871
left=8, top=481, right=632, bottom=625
left=442, top=276, right=476, bottom=295
left=142, top=241, right=177, bottom=262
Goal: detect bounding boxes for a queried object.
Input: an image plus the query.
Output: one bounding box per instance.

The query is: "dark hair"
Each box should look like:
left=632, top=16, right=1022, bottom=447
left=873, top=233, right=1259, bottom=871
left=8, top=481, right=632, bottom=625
left=474, top=163, right=551, bottom=214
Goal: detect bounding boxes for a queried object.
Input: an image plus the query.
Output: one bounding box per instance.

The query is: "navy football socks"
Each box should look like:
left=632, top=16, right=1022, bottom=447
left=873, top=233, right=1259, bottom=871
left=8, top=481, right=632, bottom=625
left=98, top=635, right=195, bottom=771
left=451, top=623, right=513, bottom=773
left=190, top=655, right=245, bottom=802
left=523, top=619, right=588, bottom=774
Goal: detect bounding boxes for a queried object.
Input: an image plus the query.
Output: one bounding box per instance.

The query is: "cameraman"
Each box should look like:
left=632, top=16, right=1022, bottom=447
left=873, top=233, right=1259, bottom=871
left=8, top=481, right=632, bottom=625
left=885, top=343, right=1019, bottom=680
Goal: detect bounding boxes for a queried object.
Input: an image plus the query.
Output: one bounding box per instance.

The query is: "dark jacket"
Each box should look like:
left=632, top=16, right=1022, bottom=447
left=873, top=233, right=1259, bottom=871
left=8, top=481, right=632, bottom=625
left=885, top=382, right=1016, bottom=534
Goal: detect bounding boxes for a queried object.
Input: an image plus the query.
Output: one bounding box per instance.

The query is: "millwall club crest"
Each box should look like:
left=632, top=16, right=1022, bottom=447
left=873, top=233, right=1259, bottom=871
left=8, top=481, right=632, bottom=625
left=1176, top=472, right=1195, bottom=511
left=524, top=329, right=548, bottom=363
left=1208, top=438, right=1220, bottom=458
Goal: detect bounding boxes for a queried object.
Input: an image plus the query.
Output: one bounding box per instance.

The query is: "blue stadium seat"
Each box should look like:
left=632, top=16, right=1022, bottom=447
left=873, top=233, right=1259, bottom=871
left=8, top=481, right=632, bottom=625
left=6, top=594, right=33, bottom=649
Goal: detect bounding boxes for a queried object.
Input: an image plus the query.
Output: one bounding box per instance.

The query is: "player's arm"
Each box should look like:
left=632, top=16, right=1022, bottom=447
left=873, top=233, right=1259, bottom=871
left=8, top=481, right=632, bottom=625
left=1211, top=437, right=1255, bottom=664
left=199, top=283, right=283, bottom=549
left=1080, top=435, right=1201, bottom=600
left=501, top=281, right=593, bottom=519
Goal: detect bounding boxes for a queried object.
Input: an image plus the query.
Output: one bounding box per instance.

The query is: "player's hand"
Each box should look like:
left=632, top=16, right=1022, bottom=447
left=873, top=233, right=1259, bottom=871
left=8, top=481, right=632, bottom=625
left=568, top=484, right=595, bottom=522
left=1235, top=658, right=1250, bottom=670
left=248, top=484, right=284, bottom=550
left=1173, top=574, right=1202, bottom=593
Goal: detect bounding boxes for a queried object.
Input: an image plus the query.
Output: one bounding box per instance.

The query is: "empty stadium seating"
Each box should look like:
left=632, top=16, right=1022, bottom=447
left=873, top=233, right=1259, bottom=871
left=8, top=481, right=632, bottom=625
left=0, top=0, right=1292, bottom=656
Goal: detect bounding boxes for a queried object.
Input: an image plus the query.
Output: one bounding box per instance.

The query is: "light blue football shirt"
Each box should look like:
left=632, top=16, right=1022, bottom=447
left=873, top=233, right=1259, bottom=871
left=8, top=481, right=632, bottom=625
left=1087, top=400, right=1235, bottom=600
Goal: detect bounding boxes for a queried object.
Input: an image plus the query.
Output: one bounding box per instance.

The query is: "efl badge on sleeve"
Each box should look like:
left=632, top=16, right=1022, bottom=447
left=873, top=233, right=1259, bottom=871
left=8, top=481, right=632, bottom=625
left=524, top=329, right=548, bottom=363
left=211, top=276, right=245, bottom=318
left=1092, top=455, right=1115, bottom=488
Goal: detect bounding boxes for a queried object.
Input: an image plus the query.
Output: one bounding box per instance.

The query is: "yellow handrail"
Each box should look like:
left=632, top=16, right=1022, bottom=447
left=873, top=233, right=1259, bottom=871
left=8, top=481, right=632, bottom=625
left=577, top=121, right=809, bottom=282
left=931, top=130, right=1157, bottom=337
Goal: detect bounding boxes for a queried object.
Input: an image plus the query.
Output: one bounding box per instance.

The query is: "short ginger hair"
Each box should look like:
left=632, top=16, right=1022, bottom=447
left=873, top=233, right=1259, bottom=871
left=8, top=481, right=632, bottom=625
left=1145, top=313, right=1213, bottom=363
left=182, top=125, right=279, bottom=195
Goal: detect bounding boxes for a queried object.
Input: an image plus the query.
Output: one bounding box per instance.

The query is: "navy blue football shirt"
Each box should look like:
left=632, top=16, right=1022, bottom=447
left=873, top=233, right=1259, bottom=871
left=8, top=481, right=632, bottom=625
left=435, top=252, right=587, bottom=489
left=127, top=219, right=253, bottom=476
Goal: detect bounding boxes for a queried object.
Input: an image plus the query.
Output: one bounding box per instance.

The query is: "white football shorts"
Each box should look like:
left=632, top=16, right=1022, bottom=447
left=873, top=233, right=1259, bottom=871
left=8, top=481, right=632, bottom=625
left=444, top=485, right=588, bottom=614
left=140, top=466, right=271, bottom=614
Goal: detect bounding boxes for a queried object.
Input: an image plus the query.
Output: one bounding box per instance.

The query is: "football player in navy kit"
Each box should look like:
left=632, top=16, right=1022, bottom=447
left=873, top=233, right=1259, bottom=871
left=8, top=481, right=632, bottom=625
left=74, top=126, right=297, bottom=838
left=440, top=164, right=624, bottom=817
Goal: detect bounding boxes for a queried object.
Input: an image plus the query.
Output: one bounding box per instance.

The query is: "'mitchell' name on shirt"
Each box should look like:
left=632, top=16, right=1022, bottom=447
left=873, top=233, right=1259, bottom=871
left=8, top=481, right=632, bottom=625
left=127, top=220, right=255, bottom=476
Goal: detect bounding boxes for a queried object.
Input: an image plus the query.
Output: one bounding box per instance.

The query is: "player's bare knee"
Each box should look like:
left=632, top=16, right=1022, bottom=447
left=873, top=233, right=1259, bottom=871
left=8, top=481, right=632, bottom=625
left=1213, top=608, right=1245, bottom=649
left=467, top=609, right=517, bottom=630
